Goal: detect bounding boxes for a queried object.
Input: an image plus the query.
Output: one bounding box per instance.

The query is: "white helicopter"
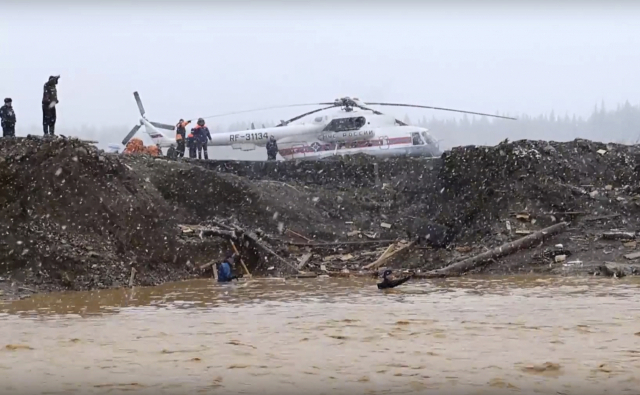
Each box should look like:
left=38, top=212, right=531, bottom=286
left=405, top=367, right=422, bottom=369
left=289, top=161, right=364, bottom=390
left=121, top=92, right=516, bottom=160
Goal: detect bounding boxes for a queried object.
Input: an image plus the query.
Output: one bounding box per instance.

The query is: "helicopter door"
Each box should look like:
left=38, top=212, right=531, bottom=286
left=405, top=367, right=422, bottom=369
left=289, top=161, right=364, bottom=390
left=380, top=136, right=389, bottom=150
left=411, top=132, right=425, bottom=146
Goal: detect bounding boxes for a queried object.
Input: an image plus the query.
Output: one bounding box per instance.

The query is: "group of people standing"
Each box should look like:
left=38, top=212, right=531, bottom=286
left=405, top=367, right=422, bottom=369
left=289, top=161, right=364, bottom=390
left=1, top=75, right=60, bottom=138
left=173, top=118, right=212, bottom=159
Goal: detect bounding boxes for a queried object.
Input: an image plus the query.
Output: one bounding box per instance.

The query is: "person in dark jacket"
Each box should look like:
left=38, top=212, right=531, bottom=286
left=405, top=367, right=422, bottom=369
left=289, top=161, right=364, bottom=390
left=191, top=118, right=212, bottom=160
left=0, top=98, right=16, bottom=137
left=175, top=119, right=190, bottom=157
left=266, top=135, right=278, bottom=161
left=218, top=253, right=240, bottom=283
left=186, top=132, right=197, bottom=158
left=42, top=75, right=60, bottom=136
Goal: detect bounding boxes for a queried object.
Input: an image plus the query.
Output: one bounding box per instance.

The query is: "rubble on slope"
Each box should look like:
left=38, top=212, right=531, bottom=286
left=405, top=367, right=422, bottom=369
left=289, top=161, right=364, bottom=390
left=3, top=137, right=640, bottom=299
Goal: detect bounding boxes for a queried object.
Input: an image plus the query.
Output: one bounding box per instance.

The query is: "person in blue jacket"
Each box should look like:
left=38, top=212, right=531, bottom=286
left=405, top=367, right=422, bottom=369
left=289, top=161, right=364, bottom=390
left=218, top=252, right=240, bottom=283
left=191, top=118, right=212, bottom=160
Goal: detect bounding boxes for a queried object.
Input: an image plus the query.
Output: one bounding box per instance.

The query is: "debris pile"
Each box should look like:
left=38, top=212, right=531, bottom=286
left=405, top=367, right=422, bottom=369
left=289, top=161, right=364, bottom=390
left=0, top=137, right=217, bottom=296
left=3, top=137, right=640, bottom=298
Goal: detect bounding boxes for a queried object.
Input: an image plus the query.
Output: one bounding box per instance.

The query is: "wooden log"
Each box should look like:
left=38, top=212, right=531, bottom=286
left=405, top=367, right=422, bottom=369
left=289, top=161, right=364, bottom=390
left=199, top=228, right=237, bottom=240
left=363, top=243, right=395, bottom=270
left=602, top=231, right=636, bottom=241
left=128, top=267, right=137, bottom=287
left=427, top=222, right=569, bottom=276
left=285, top=229, right=313, bottom=243
left=287, top=239, right=397, bottom=247
left=231, top=240, right=252, bottom=278
left=363, top=241, right=416, bottom=270
left=244, top=232, right=300, bottom=273
left=297, top=252, right=313, bottom=270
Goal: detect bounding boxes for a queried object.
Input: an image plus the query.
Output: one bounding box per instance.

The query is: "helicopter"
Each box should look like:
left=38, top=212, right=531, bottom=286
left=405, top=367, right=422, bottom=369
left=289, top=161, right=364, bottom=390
left=121, top=92, right=516, bottom=160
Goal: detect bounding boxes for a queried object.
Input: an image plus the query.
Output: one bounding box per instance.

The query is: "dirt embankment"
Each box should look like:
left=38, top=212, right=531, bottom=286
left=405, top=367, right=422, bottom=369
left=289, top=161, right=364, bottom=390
left=2, top=137, right=640, bottom=299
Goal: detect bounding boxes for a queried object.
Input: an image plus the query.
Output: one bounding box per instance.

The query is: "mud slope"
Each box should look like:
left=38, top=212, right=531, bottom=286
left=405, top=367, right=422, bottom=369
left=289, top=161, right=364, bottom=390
left=0, top=137, right=200, bottom=292
left=126, top=156, right=359, bottom=240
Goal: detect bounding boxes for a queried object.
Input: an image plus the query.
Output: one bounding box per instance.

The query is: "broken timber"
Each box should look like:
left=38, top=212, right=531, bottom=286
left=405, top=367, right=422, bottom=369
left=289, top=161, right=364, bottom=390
left=286, top=239, right=396, bottom=248
left=602, top=231, right=636, bottom=241
left=426, top=222, right=569, bottom=276
left=244, top=231, right=300, bottom=274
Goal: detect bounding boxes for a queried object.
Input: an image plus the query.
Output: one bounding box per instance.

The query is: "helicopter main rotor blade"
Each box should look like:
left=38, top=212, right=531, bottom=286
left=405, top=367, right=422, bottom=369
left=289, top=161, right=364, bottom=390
left=197, top=102, right=335, bottom=121
left=364, top=102, right=517, bottom=120
left=150, top=121, right=176, bottom=131
left=122, top=124, right=142, bottom=145
left=277, top=105, right=339, bottom=127
left=133, top=92, right=146, bottom=117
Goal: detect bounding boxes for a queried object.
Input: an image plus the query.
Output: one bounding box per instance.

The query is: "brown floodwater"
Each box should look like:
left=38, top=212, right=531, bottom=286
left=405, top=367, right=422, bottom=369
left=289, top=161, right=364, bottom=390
left=1, top=275, right=640, bottom=395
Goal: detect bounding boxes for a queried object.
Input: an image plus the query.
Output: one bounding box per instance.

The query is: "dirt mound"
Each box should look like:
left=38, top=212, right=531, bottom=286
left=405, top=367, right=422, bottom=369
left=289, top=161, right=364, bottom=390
left=3, top=136, right=640, bottom=297
left=425, top=139, right=640, bottom=243
left=0, top=137, right=211, bottom=292
left=125, top=156, right=358, bottom=240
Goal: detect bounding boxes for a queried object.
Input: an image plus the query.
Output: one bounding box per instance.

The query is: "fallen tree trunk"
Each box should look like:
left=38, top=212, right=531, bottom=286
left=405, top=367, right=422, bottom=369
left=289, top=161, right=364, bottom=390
left=602, top=231, right=636, bottom=241
left=244, top=232, right=300, bottom=274
left=286, top=239, right=397, bottom=247
left=427, top=222, right=569, bottom=276
left=199, top=229, right=238, bottom=240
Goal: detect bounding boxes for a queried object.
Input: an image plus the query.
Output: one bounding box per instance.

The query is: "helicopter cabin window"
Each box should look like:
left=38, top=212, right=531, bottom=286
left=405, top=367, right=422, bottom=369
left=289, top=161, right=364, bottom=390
left=411, top=132, right=425, bottom=146
left=322, top=116, right=366, bottom=132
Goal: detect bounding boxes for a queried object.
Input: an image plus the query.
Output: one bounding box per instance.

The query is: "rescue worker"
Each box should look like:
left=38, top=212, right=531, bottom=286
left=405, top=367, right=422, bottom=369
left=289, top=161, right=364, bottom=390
left=175, top=119, right=191, bottom=157
left=217, top=253, right=240, bottom=283
left=191, top=118, right=212, bottom=160
left=0, top=98, right=16, bottom=137
left=266, top=135, right=278, bottom=161
left=186, top=132, right=197, bottom=158
left=166, top=144, right=177, bottom=160
left=42, top=75, right=60, bottom=136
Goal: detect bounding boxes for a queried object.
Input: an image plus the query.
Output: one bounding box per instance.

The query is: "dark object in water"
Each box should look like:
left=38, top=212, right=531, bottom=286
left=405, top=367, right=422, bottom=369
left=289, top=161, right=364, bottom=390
left=377, top=269, right=413, bottom=290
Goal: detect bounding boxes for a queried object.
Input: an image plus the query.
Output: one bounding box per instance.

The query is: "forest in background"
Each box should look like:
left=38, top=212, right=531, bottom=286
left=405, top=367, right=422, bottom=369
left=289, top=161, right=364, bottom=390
left=16, top=101, right=640, bottom=150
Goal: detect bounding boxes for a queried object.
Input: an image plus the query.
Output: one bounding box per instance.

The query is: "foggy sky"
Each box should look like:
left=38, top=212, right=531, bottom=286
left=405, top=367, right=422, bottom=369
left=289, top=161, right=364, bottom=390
left=2, top=1, right=640, bottom=157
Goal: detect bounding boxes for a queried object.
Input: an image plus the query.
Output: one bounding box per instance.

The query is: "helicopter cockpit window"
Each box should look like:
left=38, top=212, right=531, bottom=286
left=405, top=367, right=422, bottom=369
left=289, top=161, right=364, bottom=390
left=322, top=116, right=367, bottom=132
left=411, top=132, right=425, bottom=146
left=421, top=132, right=434, bottom=145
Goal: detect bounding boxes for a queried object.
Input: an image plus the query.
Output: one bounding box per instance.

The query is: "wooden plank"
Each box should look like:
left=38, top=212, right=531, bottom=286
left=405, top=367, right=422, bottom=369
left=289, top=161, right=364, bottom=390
left=623, top=251, right=640, bottom=260
left=297, top=253, right=313, bottom=270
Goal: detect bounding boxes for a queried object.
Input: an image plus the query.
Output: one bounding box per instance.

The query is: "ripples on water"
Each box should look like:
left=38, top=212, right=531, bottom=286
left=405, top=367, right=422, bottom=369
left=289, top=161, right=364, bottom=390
left=1, top=276, right=640, bottom=395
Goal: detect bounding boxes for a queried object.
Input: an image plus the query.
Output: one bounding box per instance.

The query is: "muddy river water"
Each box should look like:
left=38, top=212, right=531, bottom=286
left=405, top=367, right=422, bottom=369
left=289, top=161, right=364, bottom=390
left=1, top=276, right=640, bottom=395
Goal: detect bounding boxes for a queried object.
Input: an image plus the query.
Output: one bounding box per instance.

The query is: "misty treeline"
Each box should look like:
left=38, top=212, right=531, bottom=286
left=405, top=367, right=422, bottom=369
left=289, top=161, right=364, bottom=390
left=411, top=100, right=640, bottom=148
left=17, top=101, right=640, bottom=149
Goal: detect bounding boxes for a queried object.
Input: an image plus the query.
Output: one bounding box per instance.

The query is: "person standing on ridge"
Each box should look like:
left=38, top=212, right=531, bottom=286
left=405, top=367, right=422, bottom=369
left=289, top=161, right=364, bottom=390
left=175, top=118, right=190, bottom=157
left=266, top=135, right=278, bottom=161
left=42, top=75, right=60, bottom=136
left=0, top=98, right=16, bottom=137
left=191, top=118, right=212, bottom=160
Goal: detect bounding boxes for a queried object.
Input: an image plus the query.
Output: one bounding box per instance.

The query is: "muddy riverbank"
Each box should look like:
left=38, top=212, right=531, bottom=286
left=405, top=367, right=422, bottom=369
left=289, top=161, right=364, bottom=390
left=2, top=136, right=640, bottom=299
left=1, top=276, right=640, bottom=394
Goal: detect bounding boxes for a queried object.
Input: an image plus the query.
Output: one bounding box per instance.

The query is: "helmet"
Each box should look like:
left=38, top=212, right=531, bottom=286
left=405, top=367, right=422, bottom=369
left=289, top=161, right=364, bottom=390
left=4, top=98, right=11, bottom=103
left=269, top=135, right=276, bottom=141
left=197, top=118, right=205, bottom=126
